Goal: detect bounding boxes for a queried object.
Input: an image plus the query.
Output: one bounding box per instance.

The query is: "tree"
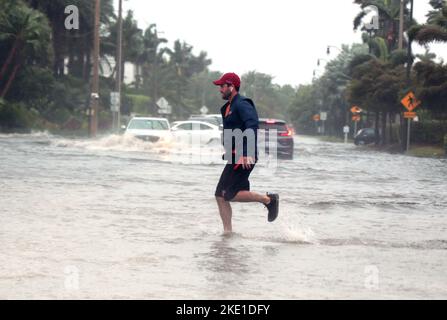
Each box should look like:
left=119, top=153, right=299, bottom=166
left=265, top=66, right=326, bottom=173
left=24, top=0, right=115, bottom=78
left=139, top=24, right=168, bottom=99
left=0, top=0, right=51, bottom=98
left=354, top=0, right=411, bottom=53
left=289, top=85, right=318, bottom=134
left=347, top=54, right=408, bottom=144
left=106, top=10, right=143, bottom=83
left=164, top=40, right=211, bottom=117
left=409, top=0, right=447, bottom=45
left=413, top=60, right=447, bottom=117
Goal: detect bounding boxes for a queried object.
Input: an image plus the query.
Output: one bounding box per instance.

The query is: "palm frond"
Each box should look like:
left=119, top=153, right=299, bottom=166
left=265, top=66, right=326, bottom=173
left=414, top=25, right=447, bottom=45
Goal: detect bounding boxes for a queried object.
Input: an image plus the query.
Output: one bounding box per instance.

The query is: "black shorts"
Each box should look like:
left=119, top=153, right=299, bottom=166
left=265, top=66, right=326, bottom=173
left=215, top=163, right=256, bottom=201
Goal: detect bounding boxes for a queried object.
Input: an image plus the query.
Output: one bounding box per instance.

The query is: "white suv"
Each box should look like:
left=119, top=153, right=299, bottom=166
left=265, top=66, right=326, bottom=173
left=123, top=117, right=172, bottom=143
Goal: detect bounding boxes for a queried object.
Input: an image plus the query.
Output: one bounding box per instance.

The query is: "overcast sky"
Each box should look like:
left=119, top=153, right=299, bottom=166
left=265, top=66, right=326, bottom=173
left=115, top=0, right=446, bottom=87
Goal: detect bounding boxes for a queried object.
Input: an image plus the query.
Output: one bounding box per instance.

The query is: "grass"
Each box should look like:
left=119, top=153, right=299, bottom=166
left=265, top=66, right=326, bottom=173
left=316, top=135, right=446, bottom=158
left=317, top=135, right=351, bottom=143
left=407, top=145, right=446, bottom=158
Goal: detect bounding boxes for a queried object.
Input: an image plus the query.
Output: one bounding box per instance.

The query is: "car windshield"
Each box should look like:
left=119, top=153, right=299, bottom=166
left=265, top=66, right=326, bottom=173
left=128, top=119, right=169, bottom=130
left=360, top=129, right=375, bottom=135
left=212, top=117, right=223, bottom=126
left=190, top=118, right=219, bottom=126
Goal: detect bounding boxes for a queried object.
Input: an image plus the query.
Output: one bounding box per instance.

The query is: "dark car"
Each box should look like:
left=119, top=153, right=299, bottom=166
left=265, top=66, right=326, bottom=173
left=258, top=119, right=294, bottom=159
left=354, top=128, right=378, bottom=145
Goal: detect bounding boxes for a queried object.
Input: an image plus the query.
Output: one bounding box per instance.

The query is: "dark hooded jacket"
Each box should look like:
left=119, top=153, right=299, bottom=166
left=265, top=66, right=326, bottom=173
left=220, top=94, right=259, bottom=162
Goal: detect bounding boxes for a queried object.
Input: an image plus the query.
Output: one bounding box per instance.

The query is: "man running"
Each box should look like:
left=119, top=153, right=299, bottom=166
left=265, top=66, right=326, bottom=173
left=213, top=72, right=279, bottom=234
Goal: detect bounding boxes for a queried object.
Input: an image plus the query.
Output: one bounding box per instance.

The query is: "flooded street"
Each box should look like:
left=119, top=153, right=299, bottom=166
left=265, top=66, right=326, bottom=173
left=0, top=132, right=446, bottom=299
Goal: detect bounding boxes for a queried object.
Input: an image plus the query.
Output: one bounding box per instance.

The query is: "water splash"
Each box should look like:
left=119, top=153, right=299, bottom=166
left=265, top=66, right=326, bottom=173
left=278, top=221, right=317, bottom=244
left=0, top=130, right=53, bottom=139
left=50, top=134, right=177, bottom=154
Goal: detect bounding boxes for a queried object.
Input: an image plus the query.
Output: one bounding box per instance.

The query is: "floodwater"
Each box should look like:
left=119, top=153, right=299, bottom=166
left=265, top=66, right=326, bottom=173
left=0, top=132, right=446, bottom=299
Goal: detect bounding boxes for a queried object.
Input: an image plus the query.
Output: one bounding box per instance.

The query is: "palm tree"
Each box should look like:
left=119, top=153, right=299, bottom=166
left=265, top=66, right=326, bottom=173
left=157, top=40, right=212, bottom=117
left=24, top=0, right=115, bottom=78
left=409, top=0, right=447, bottom=45
left=0, top=1, right=51, bottom=98
left=354, top=0, right=411, bottom=54
left=139, top=24, right=168, bottom=98
left=111, top=10, right=143, bottom=83
left=416, top=49, right=437, bottom=63
left=353, top=1, right=418, bottom=145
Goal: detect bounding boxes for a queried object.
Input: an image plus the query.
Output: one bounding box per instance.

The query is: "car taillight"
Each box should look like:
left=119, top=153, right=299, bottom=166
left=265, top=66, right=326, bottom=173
left=265, top=120, right=276, bottom=124
left=280, top=127, right=293, bottom=137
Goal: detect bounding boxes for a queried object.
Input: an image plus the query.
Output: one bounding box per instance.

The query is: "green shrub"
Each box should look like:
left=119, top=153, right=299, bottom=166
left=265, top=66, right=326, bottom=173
left=126, top=94, right=152, bottom=115
left=0, top=101, right=36, bottom=130
left=411, top=121, right=447, bottom=145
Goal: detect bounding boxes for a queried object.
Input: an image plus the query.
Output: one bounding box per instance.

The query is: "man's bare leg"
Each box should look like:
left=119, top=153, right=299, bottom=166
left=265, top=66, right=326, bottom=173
left=232, top=191, right=270, bottom=205
left=215, top=196, right=233, bottom=233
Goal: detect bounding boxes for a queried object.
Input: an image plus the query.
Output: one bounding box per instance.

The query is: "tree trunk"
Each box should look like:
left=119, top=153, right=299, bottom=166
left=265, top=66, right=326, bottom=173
left=0, top=38, right=20, bottom=81
left=384, top=112, right=388, bottom=145
left=51, top=13, right=67, bottom=78
left=82, top=37, right=87, bottom=80
left=375, top=112, right=380, bottom=145
left=84, top=51, right=92, bottom=82
left=68, top=40, right=75, bottom=75
left=1, top=62, right=21, bottom=98
left=389, top=112, right=394, bottom=144
left=134, top=64, right=140, bottom=89
left=121, top=60, right=126, bottom=86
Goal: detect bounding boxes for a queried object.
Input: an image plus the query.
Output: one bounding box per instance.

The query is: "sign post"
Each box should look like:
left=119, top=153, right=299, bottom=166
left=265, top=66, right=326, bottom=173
left=320, top=112, right=327, bottom=135
left=401, top=92, right=421, bottom=153
left=313, top=114, right=320, bottom=134
left=110, top=92, right=120, bottom=131
left=350, top=106, right=362, bottom=137
left=343, top=125, right=350, bottom=144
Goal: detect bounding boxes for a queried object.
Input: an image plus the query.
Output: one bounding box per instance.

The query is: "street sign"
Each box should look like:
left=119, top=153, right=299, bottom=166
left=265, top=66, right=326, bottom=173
left=404, top=112, right=417, bottom=119
left=200, top=106, right=209, bottom=115
left=343, top=125, right=350, bottom=144
left=343, top=126, right=350, bottom=134
left=350, top=106, right=362, bottom=114
left=320, top=112, right=327, bottom=121
left=313, top=114, right=320, bottom=121
left=401, top=92, right=422, bottom=154
left=157, top=97, right=172, bottom=115
left=352, top=115, right=361, bottom=122
left=401, top=92, right=421, bottom=112
left=110, top=92, right=120, bottom=112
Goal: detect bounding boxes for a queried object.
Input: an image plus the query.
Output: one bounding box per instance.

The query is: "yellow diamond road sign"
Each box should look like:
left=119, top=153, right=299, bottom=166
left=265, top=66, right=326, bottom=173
left=401, top=92, right=421, bottom=112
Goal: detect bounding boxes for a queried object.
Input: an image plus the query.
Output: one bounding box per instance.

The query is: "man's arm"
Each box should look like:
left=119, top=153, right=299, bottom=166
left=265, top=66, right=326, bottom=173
left=238, top=99, right=258, bottom=130
left=237, top=99, right=259, bottom=161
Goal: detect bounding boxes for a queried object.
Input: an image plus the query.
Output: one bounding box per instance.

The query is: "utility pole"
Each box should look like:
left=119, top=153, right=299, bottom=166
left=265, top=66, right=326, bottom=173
left=398, top=0, right=405, bottom=148
left=398, top=0, right=404, bottom=50
left=406, top=0, right=414, bottom=84
left=89, top=0, right=101, bottom=137
left=114, top=0, right=123, bottom=131
left=405, top=0, right=414, bottom=153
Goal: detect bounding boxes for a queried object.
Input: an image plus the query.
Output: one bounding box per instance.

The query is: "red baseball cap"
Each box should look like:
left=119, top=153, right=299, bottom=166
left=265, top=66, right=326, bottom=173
left=213, top=72, right=241, bottom=88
